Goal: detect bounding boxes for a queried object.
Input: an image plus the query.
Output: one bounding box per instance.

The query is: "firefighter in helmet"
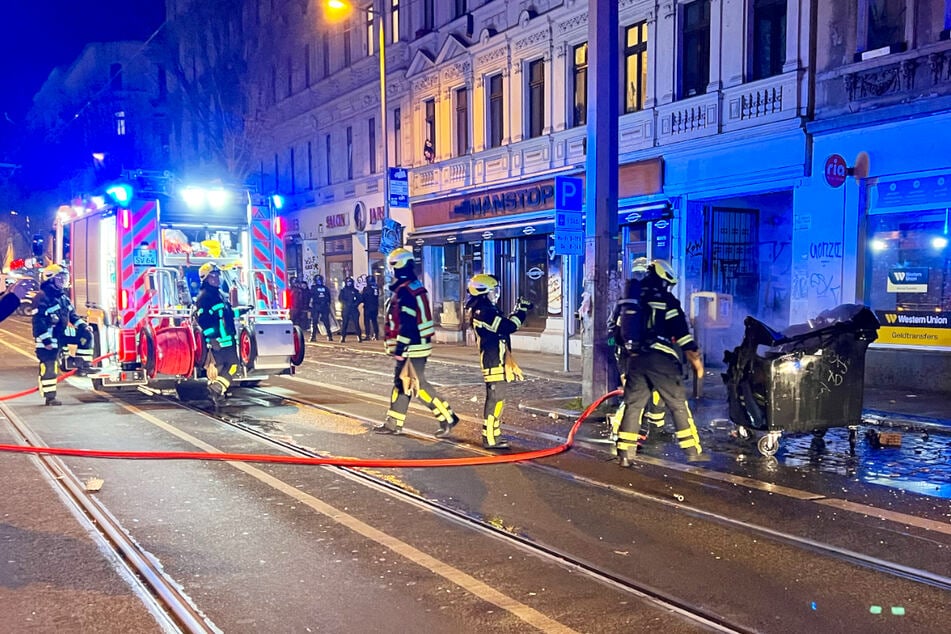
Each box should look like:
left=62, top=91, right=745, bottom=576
left=607, top=257, right=667, bottom=447
left=377, top=247, right=459, bottom=437
left=614, top=259, right=706, bottom=466
left=193, top=262, right=249, bottom=405
left=31, top=264, right=95, bottom=405
left=466, top=274, right=532, bottom=450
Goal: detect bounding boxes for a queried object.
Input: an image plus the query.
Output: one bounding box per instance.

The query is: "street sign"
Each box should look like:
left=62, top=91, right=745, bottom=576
left=388, top=167, right=410, bottom=209
left=553, top=230, right=584, bottom=255
left=554, top=176, right=584, bottom=211
left=555, top=210, right=583, bottom=230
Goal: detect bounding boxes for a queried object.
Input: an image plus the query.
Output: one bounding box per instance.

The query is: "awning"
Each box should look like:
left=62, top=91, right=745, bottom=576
left=409, top=214, right=554, bottom=246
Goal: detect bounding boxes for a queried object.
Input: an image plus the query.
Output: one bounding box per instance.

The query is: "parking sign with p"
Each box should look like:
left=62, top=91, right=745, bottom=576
left=555, top=176, right=584, bottom=212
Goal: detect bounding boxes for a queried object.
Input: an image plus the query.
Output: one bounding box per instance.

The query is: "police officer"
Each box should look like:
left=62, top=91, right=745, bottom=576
left=466, top=274, right=532, bottom=450
left=377, top=247, right=459, bottom=437
left=193, top=262, right=249, bottom=405
left=614, top=260, right=706, bottom=466
left=310, top=274, right=333, bottom=342
left=607, top=257, right=667, bottom=447
left=361, top=276, right=381, bottom=341
left=338, top=276, right=363, bottom=343
left=31, top=264, right=95, bottom=406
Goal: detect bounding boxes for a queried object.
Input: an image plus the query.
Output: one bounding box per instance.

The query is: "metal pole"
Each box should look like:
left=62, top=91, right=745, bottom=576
left=563, top=254, right=570, bottom=373
left=582, top=0, right=619, bottom=404
left=377, top=0, right=389, bottom=224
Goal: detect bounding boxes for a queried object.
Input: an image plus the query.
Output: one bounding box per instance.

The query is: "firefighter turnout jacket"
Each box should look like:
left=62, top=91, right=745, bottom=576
left=384, top=276, right=435, bottom=358
left=194, top=286, right=242, bottom=349
left=615, top=282, right=698, bottom=362
left=32, top=279, right=88, bottom=350
left=469, top=296, right=529, bottom=382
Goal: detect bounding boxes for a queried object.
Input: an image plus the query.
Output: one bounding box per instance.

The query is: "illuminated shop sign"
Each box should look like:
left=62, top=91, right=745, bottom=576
left=452, top=184, right=556, bottom=217
left=326, top=213, right=349, bottom=229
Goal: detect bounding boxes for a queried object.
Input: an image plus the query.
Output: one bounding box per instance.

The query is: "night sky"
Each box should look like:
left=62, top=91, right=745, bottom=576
left=0, top=0, right=166, bottom=124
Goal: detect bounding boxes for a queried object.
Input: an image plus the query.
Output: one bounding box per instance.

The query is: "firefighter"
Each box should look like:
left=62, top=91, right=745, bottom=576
left=615, top=259, right=706, bottom=466
left=310, top=274, right=333, bottom=342
left=466, top=274, right=533, bottom=450
left=377, top=247, right=459, bottom=437
left=289, top=278, right=310, bottom=332
left=338, top=276, right=363, bottom=343
left=607, top=257, right=667, bottom=447
left=361, top=276, right=381, bottom=340
left=193, top=262, right=249, bottom=405
left=31, top=264, right=95, bottom=406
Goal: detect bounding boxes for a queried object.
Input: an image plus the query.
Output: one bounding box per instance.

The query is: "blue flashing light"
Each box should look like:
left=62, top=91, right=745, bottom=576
left=105, top=183, right=133, bottom=206
left=271, top=194, right=285, bottom=210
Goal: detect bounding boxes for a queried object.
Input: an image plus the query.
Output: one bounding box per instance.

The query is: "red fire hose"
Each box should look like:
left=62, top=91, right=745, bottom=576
left=0, top=387, right=622, bottom=468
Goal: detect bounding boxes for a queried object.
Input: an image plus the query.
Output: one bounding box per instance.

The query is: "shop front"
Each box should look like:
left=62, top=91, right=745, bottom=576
left=798, top=111, right=951, bottom=392
left=408, top=179, right=559, bottom=347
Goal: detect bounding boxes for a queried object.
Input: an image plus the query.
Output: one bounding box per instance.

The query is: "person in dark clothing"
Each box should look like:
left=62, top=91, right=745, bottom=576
left=361, top=277, right=381, bottom=340
left=193, top=262, right=250, bottom=405
left=614, top=259, right=706, bottom=466
left=0, top=278, right=35, bottom=323
left=289, top=279, right=310, bottom=331
left=338, top=276, right=362, bottom=343
left=376, top=248, right=459, bottom=437
left=309, top=274, right=333, bottom=342
left=31, top=264, right=95, bottom=406
left=466, top=274, right=532, bottom=450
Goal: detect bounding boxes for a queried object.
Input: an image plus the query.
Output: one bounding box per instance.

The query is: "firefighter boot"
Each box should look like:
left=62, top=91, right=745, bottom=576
left=208, top=381, right=226, bottom=406
left=374, top=416, right=403, bottom=435
left=45, top=397, right=63, bottom=406
left=435, top=413, right=459, bottom=438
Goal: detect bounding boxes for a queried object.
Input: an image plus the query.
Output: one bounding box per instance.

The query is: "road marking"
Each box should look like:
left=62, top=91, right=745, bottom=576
left=814, top=498, right=951, bottom=536
left=115, top=400, right=579, bottom=634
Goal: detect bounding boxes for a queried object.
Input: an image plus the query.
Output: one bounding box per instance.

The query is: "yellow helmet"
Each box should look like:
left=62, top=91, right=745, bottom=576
left=40, top=263, right=66, bottom=282
left=386, top=247, right=414, bottom=270
left=467, top=274, right=499, bottom=296
left=198, top=262, right=220, bottom=281
left=632, top=257, right=650, bottom=274
left=650, top=259, right=678, bottom=285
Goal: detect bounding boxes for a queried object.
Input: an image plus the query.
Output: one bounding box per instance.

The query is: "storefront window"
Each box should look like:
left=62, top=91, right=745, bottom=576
left=518, top=236, right=548, bottom=327
left=866, top=210, right=950, bottom=315
left=433, top=244, right=463, bottom=329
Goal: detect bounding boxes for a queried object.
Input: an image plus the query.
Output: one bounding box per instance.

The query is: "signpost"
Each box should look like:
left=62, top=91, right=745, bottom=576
left=554, top=176, right=584, bottom=371
left=388, top=168, right=409, bottom=209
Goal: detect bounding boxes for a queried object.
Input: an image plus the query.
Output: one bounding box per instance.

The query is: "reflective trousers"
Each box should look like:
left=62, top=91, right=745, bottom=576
left=482, top=381, right=507, bottom=447
left=386, top=357, right=456, bottom=431
left=208, top=345, right=240, bottom=396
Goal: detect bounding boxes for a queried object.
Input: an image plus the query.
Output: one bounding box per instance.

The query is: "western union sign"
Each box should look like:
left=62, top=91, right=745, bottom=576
left=886, top=268, right=929, bottom=293
left=876, top=310, right=951, bottom=347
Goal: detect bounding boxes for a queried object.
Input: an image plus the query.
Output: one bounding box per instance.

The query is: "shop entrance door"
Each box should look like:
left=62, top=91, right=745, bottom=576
left=518, top=235, right=549, bottom=329
left=704, top=207, right=759, bottom=313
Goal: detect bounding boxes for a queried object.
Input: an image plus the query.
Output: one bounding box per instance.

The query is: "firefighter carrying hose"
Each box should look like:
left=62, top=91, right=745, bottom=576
left=31, top=264, right=95, bottom=406
left=465, top=274, right=532, bottom=450
left=377, top=247, right=459, bottom=437
left=193, top=262, right=249, bottom=405
left=613, top=260, right=707, bottom=466
left=607, top=257, right=667, bottom=448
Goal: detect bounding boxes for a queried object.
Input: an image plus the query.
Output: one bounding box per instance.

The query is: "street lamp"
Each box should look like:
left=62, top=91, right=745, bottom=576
left=325, top=0, right=390, bottom=231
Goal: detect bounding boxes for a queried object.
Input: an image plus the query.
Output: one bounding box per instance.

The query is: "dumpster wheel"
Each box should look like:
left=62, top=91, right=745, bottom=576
left=757, top=432, right=781, bottom=457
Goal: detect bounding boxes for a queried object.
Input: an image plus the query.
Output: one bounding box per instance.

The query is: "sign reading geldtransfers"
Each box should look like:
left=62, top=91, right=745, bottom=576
left=876, top=310, right=951, bottom=347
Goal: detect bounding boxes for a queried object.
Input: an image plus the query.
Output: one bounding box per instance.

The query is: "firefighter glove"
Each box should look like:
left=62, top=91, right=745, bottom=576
left=516, top=297, right=534, bottom=312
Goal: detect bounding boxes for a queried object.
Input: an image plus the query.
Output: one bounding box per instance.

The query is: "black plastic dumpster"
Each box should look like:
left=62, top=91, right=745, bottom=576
left=722, top=304, right=880, bottom=456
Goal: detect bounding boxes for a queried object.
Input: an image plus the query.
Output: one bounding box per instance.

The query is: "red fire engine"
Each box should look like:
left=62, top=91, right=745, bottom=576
left=54, top=170, right=305, bottom=397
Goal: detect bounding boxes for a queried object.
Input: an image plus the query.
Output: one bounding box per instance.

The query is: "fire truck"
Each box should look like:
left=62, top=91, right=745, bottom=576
left=54, top=170, right=305, bottom=398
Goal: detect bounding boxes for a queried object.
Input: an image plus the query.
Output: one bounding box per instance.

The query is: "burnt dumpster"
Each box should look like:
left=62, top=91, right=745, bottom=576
left=722, top=304, right=880, bottom=456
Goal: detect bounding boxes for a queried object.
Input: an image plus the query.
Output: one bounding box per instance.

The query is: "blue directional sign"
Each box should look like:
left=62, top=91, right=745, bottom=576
left=388, top=167, right=409, bottom=209
left=554, top=176, right=584, bottom=212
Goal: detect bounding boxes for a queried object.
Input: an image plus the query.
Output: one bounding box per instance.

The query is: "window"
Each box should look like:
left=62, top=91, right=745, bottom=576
left=454, top=87, right=469, bottom=156
left=423, top=0, right=434, bottom=32
left=325, top=134, right=332, bottom=184
left=110, top=63, right=123, bottom=90
left=624, top=22, right=648, bottom=112
left=393, top=107, right=402, bottom=166
left=454, top=0, right=467, bottom=19
left=571, top=43, right=588, bottom=127
left=346, top=126, right=353, bottom=180
left=751, top=0, right=786, bottom=80
left=527, top=59, right=545, bottom=139
left=115, top=111, right=126, bottom=136
left=866, top=0, right=906, bottom=51
left=307, top=141, right=314, bottom=189
left=680, top=0, right=711, bottom=98
left=304, top=43, right=311, bottom=88
left=343, top=19, right=352, bottom=67
left=392, top=0, right=401, bottom=43
left=322, top=33, right=330, bottom=77
left=366, top=10, right=374, bottom=56
left=424, top=99, right=436, bottom=160
left=290, top=147, right=296, bottom=193
left=369, top=117, right=377, bottom=174
left=488, top=74, right=504, bottom=148
left=286, top=56, right=293, bottom=97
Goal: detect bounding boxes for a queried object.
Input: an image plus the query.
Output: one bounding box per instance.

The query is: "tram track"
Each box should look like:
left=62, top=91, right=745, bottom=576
left=0, top=401, right=217, bottom=634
